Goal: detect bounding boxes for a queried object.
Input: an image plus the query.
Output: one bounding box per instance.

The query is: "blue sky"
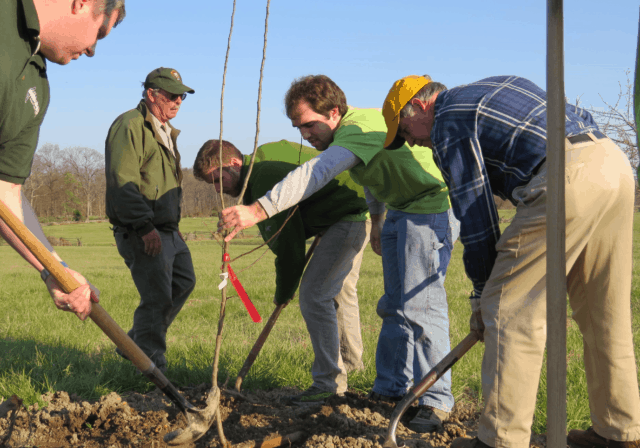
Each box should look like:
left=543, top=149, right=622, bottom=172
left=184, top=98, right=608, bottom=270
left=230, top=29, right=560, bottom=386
left=39, top=0, right=639, bottom=168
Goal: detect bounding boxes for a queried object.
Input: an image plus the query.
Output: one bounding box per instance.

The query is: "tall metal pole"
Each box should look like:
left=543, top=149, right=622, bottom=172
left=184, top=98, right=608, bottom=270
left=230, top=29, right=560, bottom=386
left=546, top=1, right=567, bottom=447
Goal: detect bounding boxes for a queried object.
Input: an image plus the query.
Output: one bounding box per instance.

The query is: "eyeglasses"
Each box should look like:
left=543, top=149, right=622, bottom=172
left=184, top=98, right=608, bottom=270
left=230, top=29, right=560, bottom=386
left=160, top=90, right=187, bottom=102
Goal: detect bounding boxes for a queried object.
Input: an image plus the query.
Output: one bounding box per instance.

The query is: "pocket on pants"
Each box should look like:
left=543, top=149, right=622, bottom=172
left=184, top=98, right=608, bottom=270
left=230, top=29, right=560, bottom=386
left=114, top=230, right=136, bottom=262
left=512, top=177, right=546, bottom=209
left=350, top=221, right=369, bottom=252
left=406, top=222, right=443, bottom=265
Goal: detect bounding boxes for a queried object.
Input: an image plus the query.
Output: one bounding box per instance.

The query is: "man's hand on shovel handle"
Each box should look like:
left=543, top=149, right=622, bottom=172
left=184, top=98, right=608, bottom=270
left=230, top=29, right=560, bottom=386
left=273, top=296, right=291, bottom=307
left=469, top=298, right=484, bottom=342
left=46, top=268, right=99, bottom=321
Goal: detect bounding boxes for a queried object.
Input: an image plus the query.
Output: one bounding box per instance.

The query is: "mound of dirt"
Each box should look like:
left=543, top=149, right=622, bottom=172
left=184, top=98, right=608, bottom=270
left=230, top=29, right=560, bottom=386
left=0, top=385, right=548, bottom=448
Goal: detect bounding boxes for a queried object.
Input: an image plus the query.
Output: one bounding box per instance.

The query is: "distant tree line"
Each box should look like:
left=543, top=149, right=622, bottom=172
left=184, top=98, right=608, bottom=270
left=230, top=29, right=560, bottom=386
left=23, top=143, right=227, bottom=222
left=23, top=76, right=640, bottom=224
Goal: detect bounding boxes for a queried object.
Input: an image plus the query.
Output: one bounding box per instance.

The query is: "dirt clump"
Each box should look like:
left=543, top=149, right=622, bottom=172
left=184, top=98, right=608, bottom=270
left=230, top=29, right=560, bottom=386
left=0, top=385, right=544, bottom=448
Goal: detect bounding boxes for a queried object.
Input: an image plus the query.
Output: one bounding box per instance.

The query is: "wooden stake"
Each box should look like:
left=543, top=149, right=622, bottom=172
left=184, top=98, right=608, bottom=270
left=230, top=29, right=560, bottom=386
left=546, top=1, right=567, bottom=447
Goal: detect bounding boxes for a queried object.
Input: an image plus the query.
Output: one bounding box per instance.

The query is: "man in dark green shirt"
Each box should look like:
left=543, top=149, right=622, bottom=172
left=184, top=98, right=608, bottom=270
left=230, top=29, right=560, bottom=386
left=194, top=139, right=371, bottom=405
left=0, top=0, right=125, bottom=319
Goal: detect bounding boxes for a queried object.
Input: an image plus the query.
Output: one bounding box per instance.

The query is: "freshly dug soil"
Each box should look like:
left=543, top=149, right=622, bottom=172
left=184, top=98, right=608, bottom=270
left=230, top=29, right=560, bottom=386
left=0, top=385, right=548, bottom=448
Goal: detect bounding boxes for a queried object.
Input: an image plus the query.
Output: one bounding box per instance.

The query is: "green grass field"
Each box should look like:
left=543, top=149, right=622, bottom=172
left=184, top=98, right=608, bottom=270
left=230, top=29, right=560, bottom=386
left=1, top=212, right=639, bottom=435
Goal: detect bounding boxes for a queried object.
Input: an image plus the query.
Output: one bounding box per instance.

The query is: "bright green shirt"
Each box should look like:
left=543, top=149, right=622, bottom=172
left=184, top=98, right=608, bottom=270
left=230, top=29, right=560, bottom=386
left=0, top=0, right=50, bottom=184
left=254, top=139, right=368, bottom=221
left=333, top=107, right=450, bottom=215
left=242, top=140, right=368, bottom=304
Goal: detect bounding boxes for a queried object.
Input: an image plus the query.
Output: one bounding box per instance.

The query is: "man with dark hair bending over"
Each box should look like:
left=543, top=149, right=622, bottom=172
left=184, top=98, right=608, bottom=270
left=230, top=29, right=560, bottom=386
left=194, top=138, right=370, bottom=405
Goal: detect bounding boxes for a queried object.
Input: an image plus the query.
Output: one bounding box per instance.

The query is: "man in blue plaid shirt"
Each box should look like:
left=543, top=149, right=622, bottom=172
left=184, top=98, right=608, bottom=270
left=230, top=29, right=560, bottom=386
left=383, top=75, right=640, bottom=448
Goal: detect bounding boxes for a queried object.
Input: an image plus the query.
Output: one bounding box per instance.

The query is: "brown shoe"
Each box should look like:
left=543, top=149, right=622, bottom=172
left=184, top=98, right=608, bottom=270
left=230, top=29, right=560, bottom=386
left=367, top=391, right=402, bottom=403
left=408, top=406, right=450, bottom=433
left=451, top=437, right=493, bottom=448
left=568, top=427, right=640, bottom=448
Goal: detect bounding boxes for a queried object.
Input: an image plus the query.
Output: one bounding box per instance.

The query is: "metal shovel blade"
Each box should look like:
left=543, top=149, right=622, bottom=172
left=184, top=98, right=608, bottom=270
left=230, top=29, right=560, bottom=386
left=164, top=385, right=220, bottom=445
left=383, top=332, right=479, bottom=448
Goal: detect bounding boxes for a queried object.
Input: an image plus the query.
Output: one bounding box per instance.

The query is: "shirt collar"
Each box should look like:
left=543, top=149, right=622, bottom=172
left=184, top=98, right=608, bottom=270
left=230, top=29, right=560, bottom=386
left=21, top=0, right=41, bottom=35
left=21, top=0, right=41, bottom=54
left=149, top=112, right=167, bottom=132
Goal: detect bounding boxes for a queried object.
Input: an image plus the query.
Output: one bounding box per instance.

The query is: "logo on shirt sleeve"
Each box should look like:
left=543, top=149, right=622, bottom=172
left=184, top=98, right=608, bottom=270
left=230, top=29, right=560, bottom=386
left=25, top=87, right=40, bottom=117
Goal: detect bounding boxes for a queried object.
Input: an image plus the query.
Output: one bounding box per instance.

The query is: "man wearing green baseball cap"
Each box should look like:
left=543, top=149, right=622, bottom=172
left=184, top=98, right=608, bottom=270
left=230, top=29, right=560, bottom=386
left=105, top=67, right=196, bottom=373
left=145, top=67, right=195, bottom=97
left=0, top=0, right=126, bottom=320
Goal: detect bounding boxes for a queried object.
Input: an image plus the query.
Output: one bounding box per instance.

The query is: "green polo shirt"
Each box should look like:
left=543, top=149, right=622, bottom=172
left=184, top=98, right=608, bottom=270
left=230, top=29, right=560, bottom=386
left=333, top=107, right=450, bottom=215
left=253, top=139, right=368, bottom=221
left=242, top=140, right=368, bottom=303
left=0, top=0, right=50, bottom=184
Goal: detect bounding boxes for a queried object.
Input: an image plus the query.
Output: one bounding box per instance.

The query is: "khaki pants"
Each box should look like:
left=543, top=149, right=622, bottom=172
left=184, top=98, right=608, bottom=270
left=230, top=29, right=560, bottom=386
left=478, top=135, right=640, bottom=448
left=299, top=220, right=371, bottom=394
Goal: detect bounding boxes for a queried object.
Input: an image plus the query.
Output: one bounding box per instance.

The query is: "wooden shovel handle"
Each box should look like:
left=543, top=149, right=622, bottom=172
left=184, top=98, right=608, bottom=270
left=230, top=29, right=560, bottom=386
left=0, top=203, right=173, bottom=395
left=235, top=234, right=322, bottom=391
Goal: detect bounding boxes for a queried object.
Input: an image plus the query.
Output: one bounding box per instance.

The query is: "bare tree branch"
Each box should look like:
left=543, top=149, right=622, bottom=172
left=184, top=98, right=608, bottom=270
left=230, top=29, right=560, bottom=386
left=585, top=69, right=638, bottom=170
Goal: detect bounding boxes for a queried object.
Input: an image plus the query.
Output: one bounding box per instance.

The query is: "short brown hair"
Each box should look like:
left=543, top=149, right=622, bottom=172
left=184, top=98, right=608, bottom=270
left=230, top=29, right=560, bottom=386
left=193, top=139, right=243, bottom=181
left=284, top=75, right=348, bottom=120
left=96, top=0, right=126, bottom=27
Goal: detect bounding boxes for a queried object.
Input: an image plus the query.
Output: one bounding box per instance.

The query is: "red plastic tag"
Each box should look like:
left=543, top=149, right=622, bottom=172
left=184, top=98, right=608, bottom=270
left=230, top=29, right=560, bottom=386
left=222, top=253, right=262, bottom=323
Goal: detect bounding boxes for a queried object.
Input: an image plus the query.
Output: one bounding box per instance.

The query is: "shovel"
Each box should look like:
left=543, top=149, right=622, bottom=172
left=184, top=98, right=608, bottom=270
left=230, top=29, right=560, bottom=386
left=383, top=332, right=479, bottom=448
left=235, top=234, right=322, bottom=391
left=0, top=201, right=218, bottom=446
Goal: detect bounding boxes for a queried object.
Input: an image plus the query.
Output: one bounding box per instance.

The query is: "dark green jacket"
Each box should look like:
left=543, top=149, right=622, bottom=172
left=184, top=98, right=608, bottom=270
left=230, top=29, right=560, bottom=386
left=105, top=101, right=184, bottom=236
left=0, top=0, right=50, bottom=184
left=242, top=140, right=368, bottom=304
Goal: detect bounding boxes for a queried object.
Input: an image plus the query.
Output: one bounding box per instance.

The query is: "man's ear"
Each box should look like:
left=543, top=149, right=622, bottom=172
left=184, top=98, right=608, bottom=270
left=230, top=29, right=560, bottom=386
left=146, top=89, right=157, bottom=104
left=229, top=157, right=243, bottom=168
left=329, top=106, right=341, bottom=121
left=410, top=98, right=428, bottom=112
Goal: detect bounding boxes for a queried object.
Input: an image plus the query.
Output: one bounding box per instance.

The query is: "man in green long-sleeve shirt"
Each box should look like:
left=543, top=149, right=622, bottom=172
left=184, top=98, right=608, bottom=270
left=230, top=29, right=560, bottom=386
left=193, top=139, right=371, bottom=404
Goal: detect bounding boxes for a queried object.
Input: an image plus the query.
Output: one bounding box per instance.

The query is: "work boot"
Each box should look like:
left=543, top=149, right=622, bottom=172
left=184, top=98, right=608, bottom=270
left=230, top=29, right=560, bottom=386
left=568, top=427, right=640, bottom=448
left=408, top=405, right=449, bottom=433
left=367, top=391, right=402, bottom=403
left=287, top=386, right=341, bottom=406
left=451, top=437, right=493, bottom=448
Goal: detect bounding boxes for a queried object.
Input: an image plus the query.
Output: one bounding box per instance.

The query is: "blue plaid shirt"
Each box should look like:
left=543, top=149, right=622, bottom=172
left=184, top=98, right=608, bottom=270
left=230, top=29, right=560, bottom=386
left=430, top=76, right=599, bottom=300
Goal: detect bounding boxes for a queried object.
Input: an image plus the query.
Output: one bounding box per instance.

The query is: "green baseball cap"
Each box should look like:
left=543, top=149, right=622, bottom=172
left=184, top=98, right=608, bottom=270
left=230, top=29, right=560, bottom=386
left=144, top=67, right=195, bottom=95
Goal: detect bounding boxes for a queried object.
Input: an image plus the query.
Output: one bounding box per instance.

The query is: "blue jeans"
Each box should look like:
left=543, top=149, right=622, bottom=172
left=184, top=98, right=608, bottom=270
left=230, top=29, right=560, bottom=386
left=373, top=209, right=459, bottom=410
